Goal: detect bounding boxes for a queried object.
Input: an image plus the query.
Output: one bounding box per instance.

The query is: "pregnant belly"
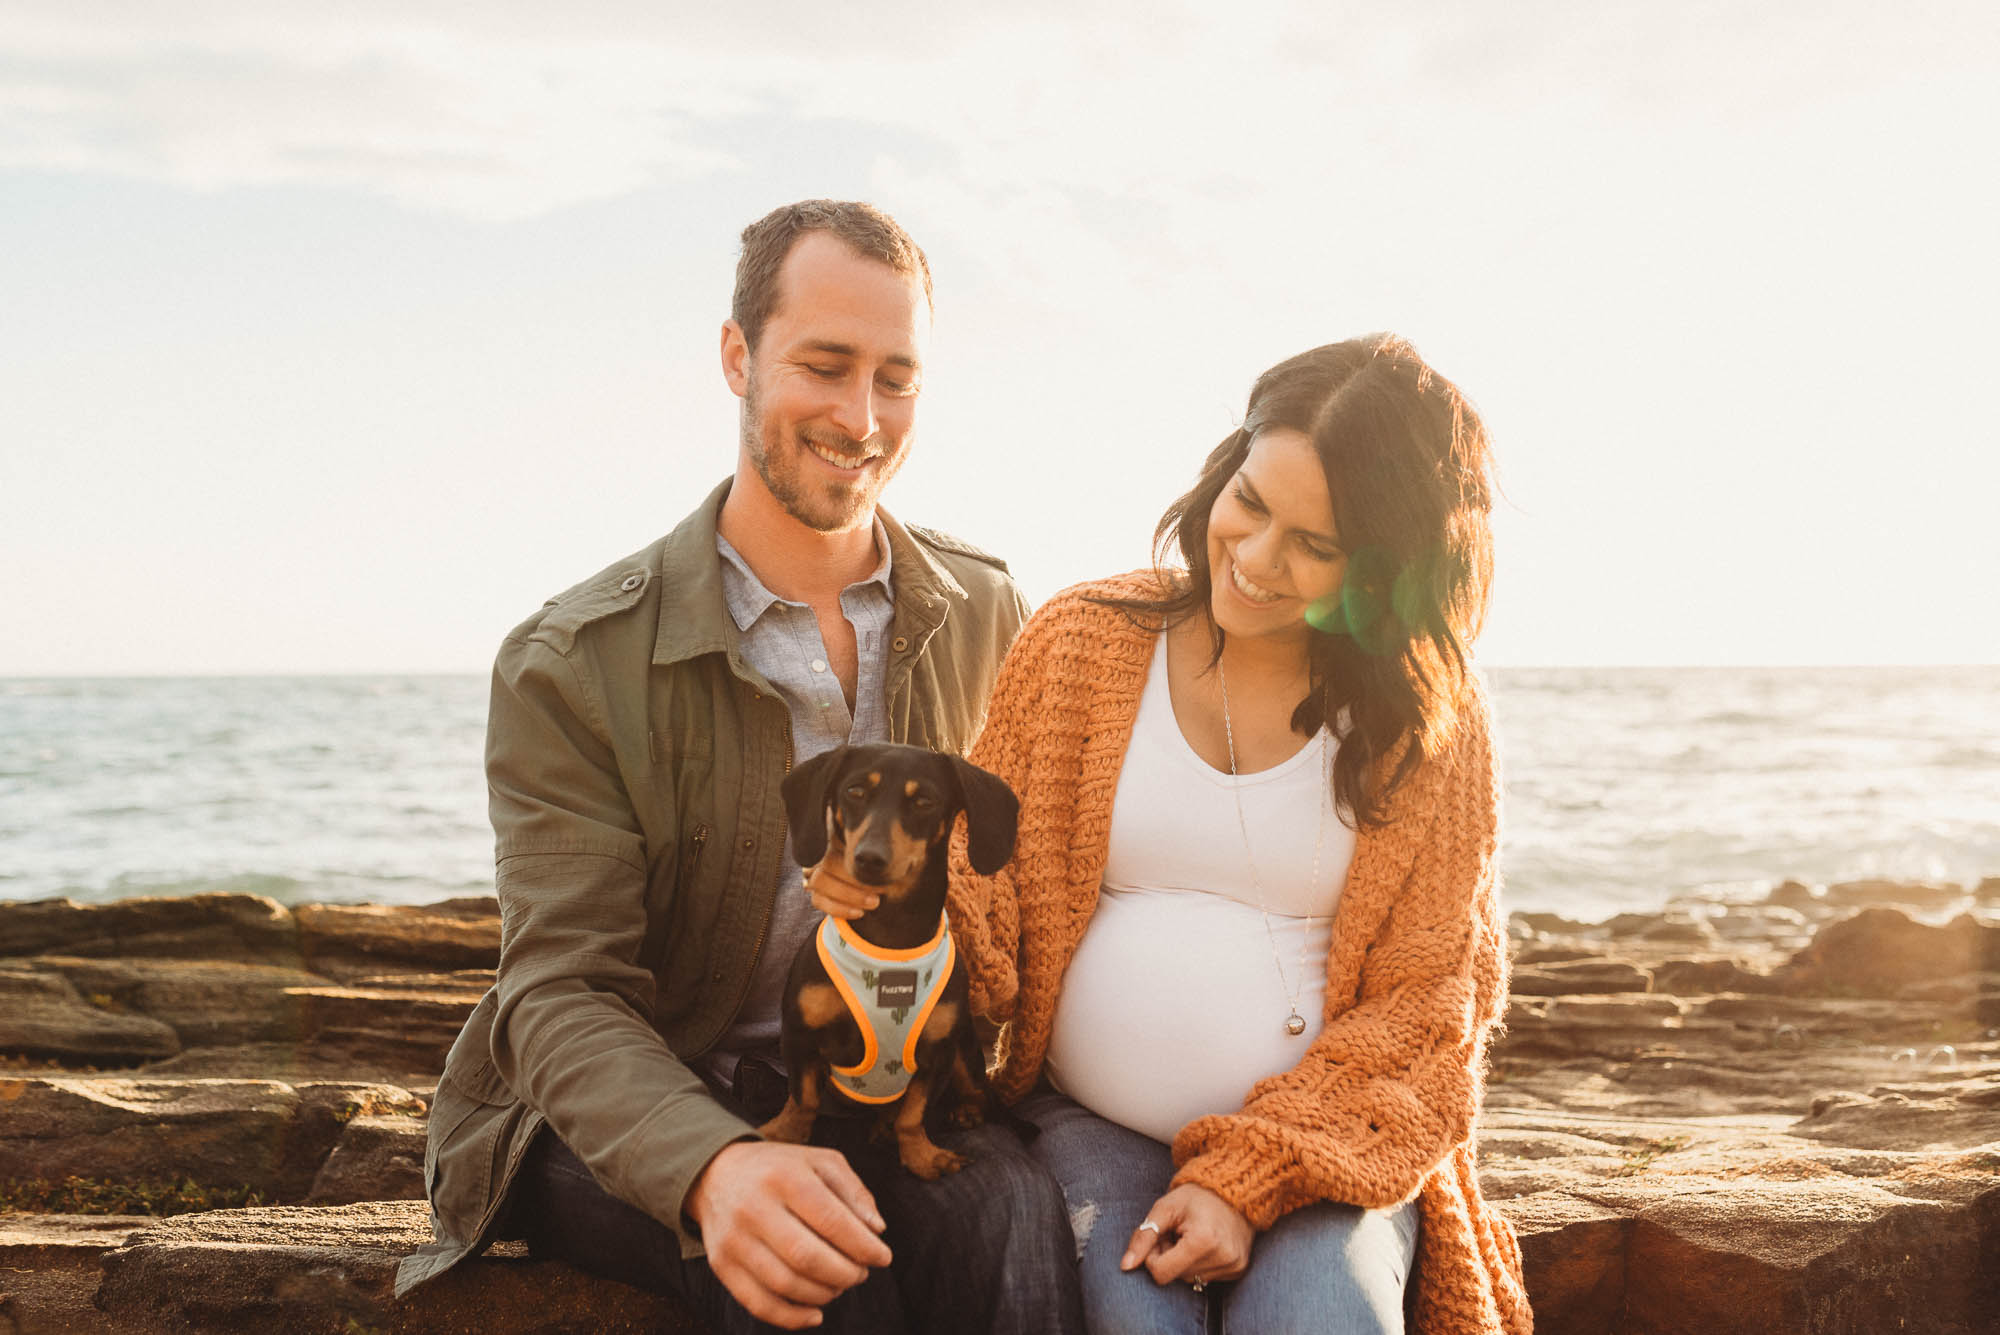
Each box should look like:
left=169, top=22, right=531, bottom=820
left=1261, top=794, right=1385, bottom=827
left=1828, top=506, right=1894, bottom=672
left=1044, top=887, right=1331, bottom=1144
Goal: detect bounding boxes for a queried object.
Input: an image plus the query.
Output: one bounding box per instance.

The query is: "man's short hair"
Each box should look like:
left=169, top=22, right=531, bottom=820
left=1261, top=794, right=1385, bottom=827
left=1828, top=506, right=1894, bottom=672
left=732, top=200, right=934, bottom=352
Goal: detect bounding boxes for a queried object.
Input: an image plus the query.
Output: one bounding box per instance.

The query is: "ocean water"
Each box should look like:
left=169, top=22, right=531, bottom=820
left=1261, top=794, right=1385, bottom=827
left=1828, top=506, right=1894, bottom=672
left=3, top=669, right=1997, bottom=919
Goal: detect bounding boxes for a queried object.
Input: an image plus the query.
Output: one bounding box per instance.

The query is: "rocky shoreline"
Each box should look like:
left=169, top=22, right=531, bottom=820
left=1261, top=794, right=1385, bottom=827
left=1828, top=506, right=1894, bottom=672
left=1, top=882, right=1996, bottom=1334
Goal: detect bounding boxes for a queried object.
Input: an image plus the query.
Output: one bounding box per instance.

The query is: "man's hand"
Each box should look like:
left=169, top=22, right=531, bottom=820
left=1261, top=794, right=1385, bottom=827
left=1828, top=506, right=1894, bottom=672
left=1119, top=1183, right=1254, bottom=1289
left=686, top=1140, right=892, bottom=1329
left=805, top=860, right=877, bottom=920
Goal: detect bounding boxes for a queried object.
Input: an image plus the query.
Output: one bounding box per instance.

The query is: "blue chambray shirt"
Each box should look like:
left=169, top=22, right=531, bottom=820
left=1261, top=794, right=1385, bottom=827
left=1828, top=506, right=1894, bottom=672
left=705, top=520, right=896, bottom=1082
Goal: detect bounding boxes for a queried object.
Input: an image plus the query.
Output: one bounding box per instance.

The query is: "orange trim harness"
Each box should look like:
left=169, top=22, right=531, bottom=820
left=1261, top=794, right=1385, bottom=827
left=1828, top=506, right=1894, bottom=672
left=813, top=914, right=957, bottom=1104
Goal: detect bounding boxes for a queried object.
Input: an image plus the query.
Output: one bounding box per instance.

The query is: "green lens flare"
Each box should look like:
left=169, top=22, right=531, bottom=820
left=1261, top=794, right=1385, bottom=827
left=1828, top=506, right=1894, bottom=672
left=1304, top=546, right=1411, bottom=655
left=1305, top=596, right=1345, bottom=634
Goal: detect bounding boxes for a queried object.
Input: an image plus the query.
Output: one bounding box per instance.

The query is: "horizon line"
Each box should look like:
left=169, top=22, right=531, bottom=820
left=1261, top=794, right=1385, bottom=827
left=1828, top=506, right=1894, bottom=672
left=6, top=662, right=1998, bottom=681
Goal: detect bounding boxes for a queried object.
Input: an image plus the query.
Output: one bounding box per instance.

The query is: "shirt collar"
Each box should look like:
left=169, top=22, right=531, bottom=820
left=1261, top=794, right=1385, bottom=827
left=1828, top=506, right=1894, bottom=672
left=714, top=516, right=894, bottom=633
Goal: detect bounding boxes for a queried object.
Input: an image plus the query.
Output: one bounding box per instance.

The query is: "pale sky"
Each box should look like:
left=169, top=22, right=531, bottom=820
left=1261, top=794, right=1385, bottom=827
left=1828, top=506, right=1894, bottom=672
left=4, top=1, right=1997, bottom=672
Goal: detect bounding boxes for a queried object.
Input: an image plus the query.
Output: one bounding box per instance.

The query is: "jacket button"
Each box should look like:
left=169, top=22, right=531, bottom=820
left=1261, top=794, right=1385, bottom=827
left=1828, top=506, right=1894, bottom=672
left=891, top=636, right=909, bottom=652
left=619, top=573, right=644, bottom=592
left=741, top=838, right=754, bottom=850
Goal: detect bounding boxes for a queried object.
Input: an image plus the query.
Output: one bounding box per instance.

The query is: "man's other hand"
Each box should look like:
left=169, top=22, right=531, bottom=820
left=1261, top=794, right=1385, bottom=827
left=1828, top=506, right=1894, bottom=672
left=686, top=1140, right=892, bottom=1329
left=805, top=860, right=877, bottom=920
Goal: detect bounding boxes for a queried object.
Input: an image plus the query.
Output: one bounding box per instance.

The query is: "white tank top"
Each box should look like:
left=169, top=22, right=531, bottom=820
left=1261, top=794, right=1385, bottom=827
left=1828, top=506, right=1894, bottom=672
left=1044, top=635, right=1355, bottom=1143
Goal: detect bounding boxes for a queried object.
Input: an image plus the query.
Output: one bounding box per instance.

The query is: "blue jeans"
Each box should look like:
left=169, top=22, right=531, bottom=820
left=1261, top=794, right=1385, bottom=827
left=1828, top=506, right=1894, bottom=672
left=509, top=1063, right=1085, bottom=1335
left=1019, top=1089, right=1418, bottom=1335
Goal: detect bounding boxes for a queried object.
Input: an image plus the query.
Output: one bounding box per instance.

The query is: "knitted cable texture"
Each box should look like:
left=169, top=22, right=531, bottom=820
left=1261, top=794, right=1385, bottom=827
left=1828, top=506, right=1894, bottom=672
left=946, top=572, right=1533, bottom=1335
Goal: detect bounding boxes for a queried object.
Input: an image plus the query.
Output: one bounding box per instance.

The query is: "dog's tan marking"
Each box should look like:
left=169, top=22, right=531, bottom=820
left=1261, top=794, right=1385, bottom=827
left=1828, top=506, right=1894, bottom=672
left=758, top=1066, right=822, bottom=1144
left=873, top=821, right=930, bottom=898
left=797, top=983, right=844, bottom=1029
left=866, top=770, right=882, bottom=787
left=904, top=779, right=919, bottom=797
left=892, top=1079, right=966, bottom=1179
left=840, top=812, right=875, bottom=882
left=921, top=1000, right=960, bottom=1043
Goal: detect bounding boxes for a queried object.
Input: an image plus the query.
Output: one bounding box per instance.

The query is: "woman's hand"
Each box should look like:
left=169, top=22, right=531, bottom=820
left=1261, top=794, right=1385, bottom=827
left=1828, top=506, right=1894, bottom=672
left=804, top=860, right=878, bottom=920
left=1120, top=1183, right=1254, bottom=1289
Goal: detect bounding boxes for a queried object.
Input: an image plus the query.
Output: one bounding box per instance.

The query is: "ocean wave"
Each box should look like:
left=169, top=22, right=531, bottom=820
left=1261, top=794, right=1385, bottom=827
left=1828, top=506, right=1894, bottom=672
left=6, top=671, right=1997, bottom=918
left=1693, top=710, right=1780, bottom=728
left=92, top=872, right=313, bottom=903
left=1932, top=745, right=2000, bottom=769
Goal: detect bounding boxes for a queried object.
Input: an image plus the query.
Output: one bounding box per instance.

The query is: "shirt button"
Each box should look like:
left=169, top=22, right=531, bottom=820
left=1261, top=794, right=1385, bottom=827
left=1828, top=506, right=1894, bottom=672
left=619, top=573, right=644, bottom=592
left=892, top=636, right=909, bottom=652
left=811, top=659, right=827, bottom=673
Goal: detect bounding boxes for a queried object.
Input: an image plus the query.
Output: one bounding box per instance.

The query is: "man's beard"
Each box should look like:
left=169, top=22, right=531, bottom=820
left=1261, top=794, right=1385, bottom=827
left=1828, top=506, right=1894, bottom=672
left=741, top=377, right=900, bottom=534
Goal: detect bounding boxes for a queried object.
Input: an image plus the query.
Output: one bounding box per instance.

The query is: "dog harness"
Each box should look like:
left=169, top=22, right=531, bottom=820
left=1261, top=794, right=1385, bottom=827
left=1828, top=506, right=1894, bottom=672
left=815, top=913, right=957, bottom=1104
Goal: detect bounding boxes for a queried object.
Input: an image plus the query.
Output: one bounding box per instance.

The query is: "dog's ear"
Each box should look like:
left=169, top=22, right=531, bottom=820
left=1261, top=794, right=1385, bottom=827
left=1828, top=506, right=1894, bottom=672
left=948, top=755, right=1019, bottom=875
left=782, top=746, right=849, bottom=868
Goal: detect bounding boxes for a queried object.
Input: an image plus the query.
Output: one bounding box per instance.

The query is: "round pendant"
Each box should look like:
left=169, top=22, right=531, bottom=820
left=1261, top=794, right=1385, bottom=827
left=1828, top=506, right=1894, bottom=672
left=1285, top=1012, right=1307, bottom=1036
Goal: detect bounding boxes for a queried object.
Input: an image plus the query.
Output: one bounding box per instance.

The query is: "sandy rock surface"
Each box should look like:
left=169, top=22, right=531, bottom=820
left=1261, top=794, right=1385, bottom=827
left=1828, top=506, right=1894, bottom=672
left=0, top=885, right=1995, bottom=1334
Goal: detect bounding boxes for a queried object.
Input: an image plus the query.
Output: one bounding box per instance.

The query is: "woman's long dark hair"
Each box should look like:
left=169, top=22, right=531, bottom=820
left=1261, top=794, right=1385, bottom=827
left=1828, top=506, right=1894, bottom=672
left=1100, top=334, right=1495, bottom=829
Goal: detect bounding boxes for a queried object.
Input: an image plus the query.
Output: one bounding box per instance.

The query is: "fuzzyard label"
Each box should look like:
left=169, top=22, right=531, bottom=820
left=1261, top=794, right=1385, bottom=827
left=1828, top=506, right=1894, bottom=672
left=875, top=969, right=918, bottom=1009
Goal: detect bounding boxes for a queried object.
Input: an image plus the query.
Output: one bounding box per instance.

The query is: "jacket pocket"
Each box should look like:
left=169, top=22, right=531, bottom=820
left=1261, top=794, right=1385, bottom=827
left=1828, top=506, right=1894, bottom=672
left=425, top=1078, right=512, bottom=1235
left=425, top=993, right=520, bottom=1238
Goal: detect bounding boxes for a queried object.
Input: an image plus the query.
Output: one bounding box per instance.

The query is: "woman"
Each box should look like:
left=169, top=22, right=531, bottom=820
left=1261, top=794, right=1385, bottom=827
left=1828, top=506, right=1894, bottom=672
left=820, top=335, right=1529, bottom=1334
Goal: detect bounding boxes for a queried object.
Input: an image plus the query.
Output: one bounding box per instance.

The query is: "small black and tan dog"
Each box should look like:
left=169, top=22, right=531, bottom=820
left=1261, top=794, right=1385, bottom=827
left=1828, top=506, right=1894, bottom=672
left=758, top=742, right=1019, bottom=1179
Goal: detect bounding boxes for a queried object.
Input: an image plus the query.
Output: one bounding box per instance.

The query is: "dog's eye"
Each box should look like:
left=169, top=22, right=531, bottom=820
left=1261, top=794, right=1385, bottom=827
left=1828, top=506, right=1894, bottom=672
left=910, top=795, right=938, bottom=812
left=843, top=783, right=869, bottom=800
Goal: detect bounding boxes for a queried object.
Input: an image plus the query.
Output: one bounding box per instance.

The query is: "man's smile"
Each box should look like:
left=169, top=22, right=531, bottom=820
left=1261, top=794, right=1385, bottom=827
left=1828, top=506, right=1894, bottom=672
left=804, top=434, right=881, bottom=473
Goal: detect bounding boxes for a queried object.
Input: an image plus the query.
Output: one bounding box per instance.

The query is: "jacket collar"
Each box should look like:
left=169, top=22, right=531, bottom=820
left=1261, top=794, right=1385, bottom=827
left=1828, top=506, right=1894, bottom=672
left=651, top=477, right=967, bottom=668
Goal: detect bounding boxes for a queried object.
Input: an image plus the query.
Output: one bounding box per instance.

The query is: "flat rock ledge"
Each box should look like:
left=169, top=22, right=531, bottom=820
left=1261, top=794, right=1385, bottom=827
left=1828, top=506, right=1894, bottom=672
left=0, top=884, right=1996, bottom=1334
left=2, top=1205, right=698, bottom=1335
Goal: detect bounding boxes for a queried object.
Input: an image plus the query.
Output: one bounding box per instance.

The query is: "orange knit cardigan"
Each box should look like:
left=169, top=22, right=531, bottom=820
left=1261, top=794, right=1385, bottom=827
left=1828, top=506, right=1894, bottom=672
left=946, top=574, right=1532, bottom=1335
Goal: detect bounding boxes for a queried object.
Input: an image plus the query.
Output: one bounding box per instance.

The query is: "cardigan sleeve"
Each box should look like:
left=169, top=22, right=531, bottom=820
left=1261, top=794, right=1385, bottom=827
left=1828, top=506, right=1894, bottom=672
left=945, top=594, right=1064, bottom=1025
left=1168, top=692, right=1510, bottom=1226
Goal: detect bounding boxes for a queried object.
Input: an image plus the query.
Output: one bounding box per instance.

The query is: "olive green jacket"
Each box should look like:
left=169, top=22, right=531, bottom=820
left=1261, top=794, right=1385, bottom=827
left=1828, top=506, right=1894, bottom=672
left=395, top=479, right=1028, bottom=1295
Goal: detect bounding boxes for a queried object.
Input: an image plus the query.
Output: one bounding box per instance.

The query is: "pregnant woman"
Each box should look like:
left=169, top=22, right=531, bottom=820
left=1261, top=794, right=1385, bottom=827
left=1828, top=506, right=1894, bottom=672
left=910, top=335, right=1529, bottom=1333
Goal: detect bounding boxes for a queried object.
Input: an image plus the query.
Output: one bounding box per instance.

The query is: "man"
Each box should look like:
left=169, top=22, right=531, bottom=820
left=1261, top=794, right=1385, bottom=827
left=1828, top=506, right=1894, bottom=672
left=396, top=201, right=1084, bottom=1334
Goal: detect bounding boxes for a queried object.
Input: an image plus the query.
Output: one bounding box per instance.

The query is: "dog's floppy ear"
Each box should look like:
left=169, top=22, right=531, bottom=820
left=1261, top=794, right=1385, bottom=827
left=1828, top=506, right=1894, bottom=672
left=948, top=755, right=1020, bottom=875
left=782, top=746, right=849, bottom=868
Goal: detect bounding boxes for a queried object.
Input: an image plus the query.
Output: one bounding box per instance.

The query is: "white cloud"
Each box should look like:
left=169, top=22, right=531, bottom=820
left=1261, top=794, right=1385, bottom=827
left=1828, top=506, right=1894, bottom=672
left=6, top=1, right=1991, bottom=221
left=3, top=0, right=1997, bottom=669
left=0, top=5, right=758, bottom=218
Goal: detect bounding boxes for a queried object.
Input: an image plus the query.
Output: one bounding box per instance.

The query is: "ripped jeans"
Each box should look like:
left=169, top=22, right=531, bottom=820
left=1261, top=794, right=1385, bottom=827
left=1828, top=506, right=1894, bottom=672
left=509, top=1058, right=1085, bottom=1335
left=1017, top=1088, right=1419, bottom=1335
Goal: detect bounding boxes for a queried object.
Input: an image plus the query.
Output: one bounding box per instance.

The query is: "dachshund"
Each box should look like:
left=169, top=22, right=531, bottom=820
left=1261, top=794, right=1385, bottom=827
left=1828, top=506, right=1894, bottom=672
left=757, top=742, right=1018, bottom=1179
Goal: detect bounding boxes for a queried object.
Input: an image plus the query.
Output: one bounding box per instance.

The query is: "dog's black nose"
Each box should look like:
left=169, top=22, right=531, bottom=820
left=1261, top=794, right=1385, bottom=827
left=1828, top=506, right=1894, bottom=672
left=853, top=851, right=890, bottom=883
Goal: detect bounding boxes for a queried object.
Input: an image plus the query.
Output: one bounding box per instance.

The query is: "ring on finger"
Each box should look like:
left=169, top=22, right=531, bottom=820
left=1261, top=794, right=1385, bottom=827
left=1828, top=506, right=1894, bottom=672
left=1189, top=1275, right=1208, bottom=1293
left=1136, top=1219, right=1161, bottom=1237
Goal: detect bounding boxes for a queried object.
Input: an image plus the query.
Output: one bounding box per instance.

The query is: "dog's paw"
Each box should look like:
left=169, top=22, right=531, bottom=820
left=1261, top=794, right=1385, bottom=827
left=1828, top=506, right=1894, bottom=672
left=757, top=1110, right=813, bottom=1144
left=902, top=1144, right=968, bottom=1180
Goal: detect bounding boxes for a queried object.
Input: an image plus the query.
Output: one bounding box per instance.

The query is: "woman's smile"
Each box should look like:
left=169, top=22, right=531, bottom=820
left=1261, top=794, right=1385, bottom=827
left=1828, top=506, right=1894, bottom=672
left=1224, top=554, right=1285, bottom=605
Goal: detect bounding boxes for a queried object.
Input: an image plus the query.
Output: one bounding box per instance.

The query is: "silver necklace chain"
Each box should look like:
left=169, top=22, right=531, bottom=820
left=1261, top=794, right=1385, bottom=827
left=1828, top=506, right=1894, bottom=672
left=1217, top=658, right=1324, bottom=1038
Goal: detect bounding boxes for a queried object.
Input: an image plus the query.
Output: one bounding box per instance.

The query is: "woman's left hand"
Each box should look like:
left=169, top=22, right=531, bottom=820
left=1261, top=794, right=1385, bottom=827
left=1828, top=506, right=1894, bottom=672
left=1120, top=1184, right=1254, bottom=1289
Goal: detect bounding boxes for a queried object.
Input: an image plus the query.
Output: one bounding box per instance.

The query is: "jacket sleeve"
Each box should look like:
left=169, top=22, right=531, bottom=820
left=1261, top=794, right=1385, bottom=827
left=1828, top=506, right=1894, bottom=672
left=484, top=632, right=752, bottom=1258
left=1168, top=692, right=1510, bottom=1226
